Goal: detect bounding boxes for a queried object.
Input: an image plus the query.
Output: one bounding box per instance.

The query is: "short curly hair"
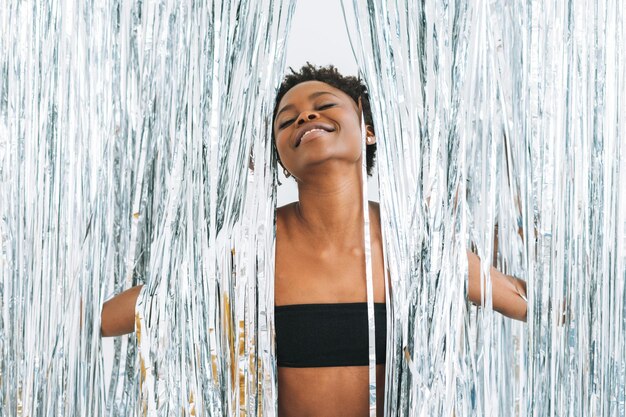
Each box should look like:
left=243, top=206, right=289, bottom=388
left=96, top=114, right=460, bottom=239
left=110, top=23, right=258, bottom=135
left=272, top=63, right=377, bottom=176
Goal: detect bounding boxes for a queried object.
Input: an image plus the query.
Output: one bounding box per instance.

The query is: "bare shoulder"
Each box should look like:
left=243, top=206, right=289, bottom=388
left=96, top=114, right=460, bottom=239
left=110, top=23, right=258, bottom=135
left=368, top=200, right=380, bottom=216
left=276, top=201, right=380, bottom=236
left=276, top=202, right=297, bottom=217
left=368, top=201, right=382, bottom=233
left=276, top=202, right=298, bottom=237
left=276, top=202, right=297, bottom=221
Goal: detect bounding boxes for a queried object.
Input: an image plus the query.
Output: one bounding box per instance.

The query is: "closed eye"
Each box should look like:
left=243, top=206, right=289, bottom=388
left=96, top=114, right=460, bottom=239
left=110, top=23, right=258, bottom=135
left=278, top=118, right=296, bottom=129
left=278, top=103, right=335, bottom=129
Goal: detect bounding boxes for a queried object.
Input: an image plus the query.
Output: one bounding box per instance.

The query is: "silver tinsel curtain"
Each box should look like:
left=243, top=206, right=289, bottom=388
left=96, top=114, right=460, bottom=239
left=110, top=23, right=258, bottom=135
left=1, top=0, right=295, bottom=416
left=343, top=0, right=625, bottom=416
left=1, top=1, right=624, bottom=417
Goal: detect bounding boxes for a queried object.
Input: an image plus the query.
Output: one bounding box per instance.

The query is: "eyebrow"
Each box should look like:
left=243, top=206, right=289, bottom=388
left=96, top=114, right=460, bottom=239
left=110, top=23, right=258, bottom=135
left=275, top=91, right=340, bottom=119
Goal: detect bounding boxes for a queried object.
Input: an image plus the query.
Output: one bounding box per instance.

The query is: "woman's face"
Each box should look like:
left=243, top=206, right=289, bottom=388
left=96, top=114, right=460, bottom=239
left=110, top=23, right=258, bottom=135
left=273, top=81, right=366, bottom=181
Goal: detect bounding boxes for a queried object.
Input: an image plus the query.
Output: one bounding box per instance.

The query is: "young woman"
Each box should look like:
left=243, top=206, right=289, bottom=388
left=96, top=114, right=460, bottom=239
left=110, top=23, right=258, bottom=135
left=101, top=64, right=528, bottom=417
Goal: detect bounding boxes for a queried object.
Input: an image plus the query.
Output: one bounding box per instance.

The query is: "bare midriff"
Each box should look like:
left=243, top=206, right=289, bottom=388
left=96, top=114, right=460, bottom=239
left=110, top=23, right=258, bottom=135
left=278, top=365, right=386, bottom=417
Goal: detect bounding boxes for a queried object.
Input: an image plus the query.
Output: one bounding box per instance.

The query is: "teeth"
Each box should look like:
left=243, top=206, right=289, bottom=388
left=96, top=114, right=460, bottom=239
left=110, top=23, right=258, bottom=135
left=301, top=128, right=326, bottom=139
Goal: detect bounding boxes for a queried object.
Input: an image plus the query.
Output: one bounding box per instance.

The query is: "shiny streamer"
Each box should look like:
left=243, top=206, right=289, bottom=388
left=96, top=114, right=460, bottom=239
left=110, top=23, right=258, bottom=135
left=360, top=105, right=378, bottom=415
left=1, top=0, right=294, bottom=416
left=343, top=0, right=625, bottom=416
left=3, top=1, right=625, bottom=416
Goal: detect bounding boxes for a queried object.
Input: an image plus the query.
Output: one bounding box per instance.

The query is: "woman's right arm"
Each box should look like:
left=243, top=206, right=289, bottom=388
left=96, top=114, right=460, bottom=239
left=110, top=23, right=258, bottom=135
left=100, top=285, right=144, bottom=337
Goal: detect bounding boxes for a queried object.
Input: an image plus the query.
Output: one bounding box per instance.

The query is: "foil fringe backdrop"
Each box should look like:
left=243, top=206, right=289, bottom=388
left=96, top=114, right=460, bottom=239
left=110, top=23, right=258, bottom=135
left=1, top=1, right=625, bottom=417
left=342, top=0, right=625, bottom=416
left=0, top=0, right=295, bottom=416
left=359, top=105, right=378, bottom=416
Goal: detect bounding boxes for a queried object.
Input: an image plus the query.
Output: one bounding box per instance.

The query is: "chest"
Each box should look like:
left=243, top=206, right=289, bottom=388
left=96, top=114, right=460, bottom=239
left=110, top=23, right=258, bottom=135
left=274, top=230, right=386, bottom=306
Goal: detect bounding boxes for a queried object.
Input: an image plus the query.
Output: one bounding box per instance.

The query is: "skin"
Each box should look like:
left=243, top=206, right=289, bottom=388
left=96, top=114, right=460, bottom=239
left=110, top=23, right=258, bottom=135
left=100, top=80, right=528, bottom=417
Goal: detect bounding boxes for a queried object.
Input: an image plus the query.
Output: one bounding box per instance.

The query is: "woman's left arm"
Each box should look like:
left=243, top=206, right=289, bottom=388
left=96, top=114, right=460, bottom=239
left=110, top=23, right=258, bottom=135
left=467, top=251, right=527, bottom=322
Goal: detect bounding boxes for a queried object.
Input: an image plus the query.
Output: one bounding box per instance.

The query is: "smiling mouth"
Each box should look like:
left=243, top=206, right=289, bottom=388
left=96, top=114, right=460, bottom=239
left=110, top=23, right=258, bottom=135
left=295, top=126, right=335, bottom=147
left=297, top=129, right=326, bottom=146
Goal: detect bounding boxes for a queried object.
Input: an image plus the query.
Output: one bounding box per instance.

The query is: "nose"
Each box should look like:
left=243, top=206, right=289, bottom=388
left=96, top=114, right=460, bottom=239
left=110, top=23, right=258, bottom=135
left=296, top=111, right=319, bottom=126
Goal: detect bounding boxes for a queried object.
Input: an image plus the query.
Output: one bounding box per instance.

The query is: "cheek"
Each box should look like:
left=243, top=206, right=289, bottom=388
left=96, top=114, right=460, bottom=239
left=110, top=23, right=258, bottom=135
left=340, top=117, right=365, bottom=146
left=274, top=133, right=291, bottom=164
left=274, top=132, right=287, bottom=152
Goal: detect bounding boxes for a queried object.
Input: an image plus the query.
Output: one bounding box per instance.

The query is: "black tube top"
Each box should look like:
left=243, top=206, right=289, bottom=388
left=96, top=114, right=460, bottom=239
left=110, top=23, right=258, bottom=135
left=275, top=302, right=387, bottom=368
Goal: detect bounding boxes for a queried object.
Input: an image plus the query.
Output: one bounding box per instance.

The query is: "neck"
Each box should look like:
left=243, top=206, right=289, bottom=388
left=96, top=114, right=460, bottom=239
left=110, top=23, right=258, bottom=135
left=294, top=165, right=367, bottom=246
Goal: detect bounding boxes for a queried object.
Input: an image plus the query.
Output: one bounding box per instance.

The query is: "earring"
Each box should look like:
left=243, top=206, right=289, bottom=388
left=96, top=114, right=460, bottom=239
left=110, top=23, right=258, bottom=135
left=283, top=168, right=291, bottom=178
left=366, top=136, right=375, bottom=144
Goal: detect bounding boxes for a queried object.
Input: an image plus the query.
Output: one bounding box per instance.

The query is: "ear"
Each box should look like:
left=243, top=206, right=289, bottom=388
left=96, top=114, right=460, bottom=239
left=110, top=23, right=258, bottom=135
left=357, top=96, right=377, bottom=145
left=365, top=125, right=376, bottom=144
